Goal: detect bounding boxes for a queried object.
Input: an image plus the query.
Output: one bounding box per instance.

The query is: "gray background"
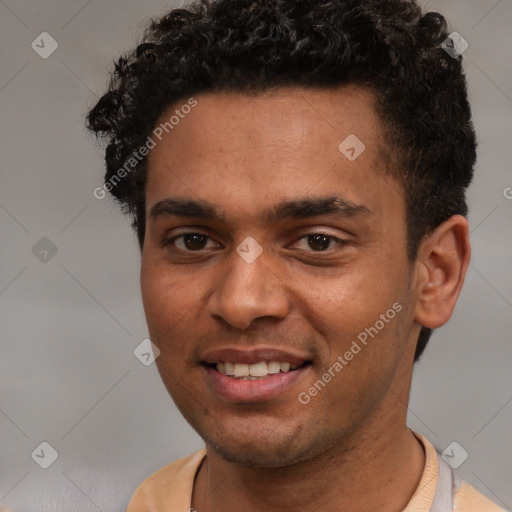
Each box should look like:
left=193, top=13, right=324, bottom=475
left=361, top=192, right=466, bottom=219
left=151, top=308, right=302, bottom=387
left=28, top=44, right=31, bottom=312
left=0, top=0, right=511, bottom=510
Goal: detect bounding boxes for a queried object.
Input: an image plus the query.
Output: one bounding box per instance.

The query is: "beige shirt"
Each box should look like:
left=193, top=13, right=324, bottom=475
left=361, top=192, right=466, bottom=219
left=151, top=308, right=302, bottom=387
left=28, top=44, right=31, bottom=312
left=127, top=434, right=505, bottom=512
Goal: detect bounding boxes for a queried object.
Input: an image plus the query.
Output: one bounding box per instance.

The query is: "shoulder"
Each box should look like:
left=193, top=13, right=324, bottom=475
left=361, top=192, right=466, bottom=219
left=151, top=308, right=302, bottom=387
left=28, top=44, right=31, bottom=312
left=126, top=449, right=206, bottom=512
left=454, top=479, right=507, bottom=512
left=412, top=433, right=506, bottom=512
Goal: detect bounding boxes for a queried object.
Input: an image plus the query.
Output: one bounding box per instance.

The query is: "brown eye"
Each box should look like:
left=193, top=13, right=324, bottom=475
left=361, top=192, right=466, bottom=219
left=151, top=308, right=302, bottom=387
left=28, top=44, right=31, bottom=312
left=167, top=232, right=219, bottom=252
left=182, top=233, right=208, bottom=250
left=290, top=232, right=348, bottom=253
left=307, top=234, right=332, bottom=251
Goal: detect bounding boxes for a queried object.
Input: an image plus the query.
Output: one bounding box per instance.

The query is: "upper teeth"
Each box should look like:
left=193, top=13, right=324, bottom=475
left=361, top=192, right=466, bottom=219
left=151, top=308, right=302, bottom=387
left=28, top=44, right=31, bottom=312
left=216, top=361, right=301, bottom=378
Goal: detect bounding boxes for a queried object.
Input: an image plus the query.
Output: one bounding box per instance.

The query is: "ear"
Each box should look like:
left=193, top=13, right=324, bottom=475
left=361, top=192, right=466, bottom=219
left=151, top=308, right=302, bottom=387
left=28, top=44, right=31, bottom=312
left=413, top=215, right=471, bottom=329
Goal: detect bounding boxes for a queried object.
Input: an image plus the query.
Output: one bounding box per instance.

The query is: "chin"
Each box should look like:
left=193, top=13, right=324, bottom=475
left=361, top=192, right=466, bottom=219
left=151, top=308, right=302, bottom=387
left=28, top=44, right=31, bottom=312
left=210, top=441, right=302, bottom=468
left=200, top=419, right=317, bottom=468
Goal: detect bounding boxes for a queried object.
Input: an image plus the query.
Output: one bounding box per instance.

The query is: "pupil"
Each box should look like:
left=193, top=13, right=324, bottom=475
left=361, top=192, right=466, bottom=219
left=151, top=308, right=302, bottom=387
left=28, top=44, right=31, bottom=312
left=308, top=234, right=330, bottom=251
left=185, top=233, right=207, bottom=250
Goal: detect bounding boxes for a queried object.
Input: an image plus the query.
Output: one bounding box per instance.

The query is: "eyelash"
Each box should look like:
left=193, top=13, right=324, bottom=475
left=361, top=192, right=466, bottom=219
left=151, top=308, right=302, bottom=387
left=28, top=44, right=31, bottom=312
left=165, top=231, right=348, bottom=253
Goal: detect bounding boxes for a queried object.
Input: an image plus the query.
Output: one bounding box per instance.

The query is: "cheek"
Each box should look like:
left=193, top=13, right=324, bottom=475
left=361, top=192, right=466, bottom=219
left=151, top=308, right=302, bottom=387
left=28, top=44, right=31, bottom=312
left=311, top=299, right=410, bottom=419
left=291, top=258, right=411, bottom=398
left=292, top=262, right=402, bottom=336
left=140, top=261, right=198, bottom=397
left=140, top=256, right=218, bottom=380
left=140, top=257, right=193, bottom=346
left=141, top=251, right=194, bottom=310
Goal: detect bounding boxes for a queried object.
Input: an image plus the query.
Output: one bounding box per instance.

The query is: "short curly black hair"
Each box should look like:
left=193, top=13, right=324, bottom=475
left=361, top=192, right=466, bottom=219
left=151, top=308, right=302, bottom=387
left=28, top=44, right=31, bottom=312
left=86, top=0, right=476, bottom=361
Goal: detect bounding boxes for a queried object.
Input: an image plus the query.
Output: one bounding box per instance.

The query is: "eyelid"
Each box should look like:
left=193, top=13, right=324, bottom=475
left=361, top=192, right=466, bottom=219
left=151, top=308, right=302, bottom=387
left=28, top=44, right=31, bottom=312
left=164, top=230, right=221, bottom=250
left=163, top=229, right=349, bottom=252
left=288, top=232, right=349, bottom=251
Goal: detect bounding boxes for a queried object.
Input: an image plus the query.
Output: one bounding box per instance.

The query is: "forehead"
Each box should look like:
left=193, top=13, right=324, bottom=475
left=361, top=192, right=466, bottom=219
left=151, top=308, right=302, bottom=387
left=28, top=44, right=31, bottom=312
left=145, top=86, right=401, bottom=221
left=149, top=85, right=384, bottom=160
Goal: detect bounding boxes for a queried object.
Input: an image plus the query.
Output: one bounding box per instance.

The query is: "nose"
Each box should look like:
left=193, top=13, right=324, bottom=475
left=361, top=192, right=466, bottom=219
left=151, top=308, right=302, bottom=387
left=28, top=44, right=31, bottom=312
left=207, top=244, right=290, bottom=330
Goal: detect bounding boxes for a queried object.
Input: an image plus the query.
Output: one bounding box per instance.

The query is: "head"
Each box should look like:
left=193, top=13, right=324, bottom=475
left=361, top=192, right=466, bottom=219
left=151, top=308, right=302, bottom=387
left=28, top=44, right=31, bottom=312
left=87, top=0, right=475, bottom=466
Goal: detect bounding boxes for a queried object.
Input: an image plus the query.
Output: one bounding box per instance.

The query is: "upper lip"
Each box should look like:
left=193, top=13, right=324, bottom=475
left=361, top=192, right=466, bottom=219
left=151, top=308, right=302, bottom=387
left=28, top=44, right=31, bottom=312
left=202, top=347, right=310, bottom=366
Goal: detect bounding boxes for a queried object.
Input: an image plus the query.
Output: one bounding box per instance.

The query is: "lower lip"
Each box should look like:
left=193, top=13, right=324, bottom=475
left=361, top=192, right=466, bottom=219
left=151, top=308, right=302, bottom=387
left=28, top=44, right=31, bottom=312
left=204, top=365, right=309, bottom=402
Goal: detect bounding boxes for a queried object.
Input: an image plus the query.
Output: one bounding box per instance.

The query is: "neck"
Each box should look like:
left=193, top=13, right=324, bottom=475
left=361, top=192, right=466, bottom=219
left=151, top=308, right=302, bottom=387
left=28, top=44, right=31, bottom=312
left=192, top=340, right=425, bottom=512
left=192, top=418, right=425, bottom=512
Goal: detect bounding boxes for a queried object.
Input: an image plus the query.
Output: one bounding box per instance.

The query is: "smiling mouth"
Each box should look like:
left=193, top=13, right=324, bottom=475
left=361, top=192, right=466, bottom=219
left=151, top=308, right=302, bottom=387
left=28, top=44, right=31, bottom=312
left=206, top=360, right=311, bottom=380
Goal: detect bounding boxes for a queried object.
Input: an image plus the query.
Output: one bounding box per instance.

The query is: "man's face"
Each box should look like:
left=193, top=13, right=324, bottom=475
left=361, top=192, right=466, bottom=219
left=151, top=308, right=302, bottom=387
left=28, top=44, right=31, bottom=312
left=141, top=86, right=420, bottom=467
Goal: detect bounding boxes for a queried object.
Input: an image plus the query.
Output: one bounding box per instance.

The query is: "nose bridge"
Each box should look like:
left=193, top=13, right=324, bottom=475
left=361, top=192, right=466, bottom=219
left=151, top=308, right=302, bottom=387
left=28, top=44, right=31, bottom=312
left=208, top=244, right=289, bottom=329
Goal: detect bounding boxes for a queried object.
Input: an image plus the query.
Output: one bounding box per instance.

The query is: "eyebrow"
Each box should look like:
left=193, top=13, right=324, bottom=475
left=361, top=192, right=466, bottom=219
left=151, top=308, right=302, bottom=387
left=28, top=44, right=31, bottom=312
left=149, top=196, right=372, bottom=224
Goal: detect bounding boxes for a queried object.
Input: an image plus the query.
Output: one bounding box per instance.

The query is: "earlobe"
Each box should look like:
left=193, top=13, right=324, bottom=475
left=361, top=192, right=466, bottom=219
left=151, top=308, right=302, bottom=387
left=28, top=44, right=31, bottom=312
left=414, top=215, right=471, bottom=329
